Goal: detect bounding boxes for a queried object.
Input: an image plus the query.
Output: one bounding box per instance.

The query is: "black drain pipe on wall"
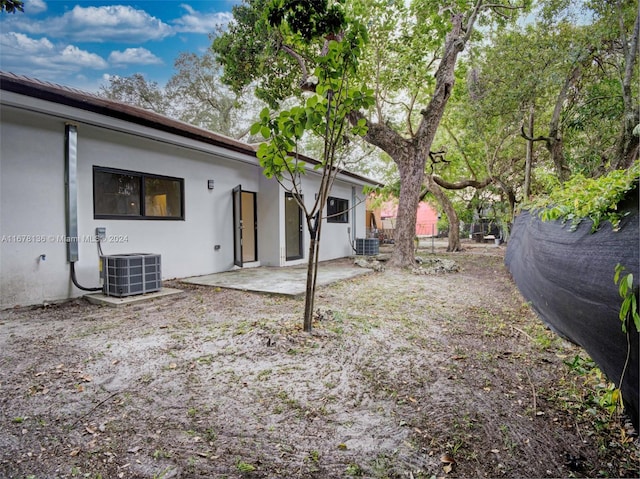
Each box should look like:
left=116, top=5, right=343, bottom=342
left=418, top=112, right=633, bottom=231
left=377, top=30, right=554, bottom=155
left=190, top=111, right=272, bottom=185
left=65, top=123, right=102, bottom=292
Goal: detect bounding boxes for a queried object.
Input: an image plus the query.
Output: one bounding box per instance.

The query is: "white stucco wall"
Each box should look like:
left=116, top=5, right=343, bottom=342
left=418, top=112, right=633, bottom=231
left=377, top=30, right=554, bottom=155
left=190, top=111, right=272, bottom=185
left=74, top=124, right=264, bottom=283
left=273, top=175, right=369, bottom=266
left=0, top=102, right=265, bottom=308
left=319, top=179, right=365, bottom=261
left=1, top=90, right=376, bottom=308
left=256, top=173, right=280, bottom=267
left=0, top=106, right=70, bottom=307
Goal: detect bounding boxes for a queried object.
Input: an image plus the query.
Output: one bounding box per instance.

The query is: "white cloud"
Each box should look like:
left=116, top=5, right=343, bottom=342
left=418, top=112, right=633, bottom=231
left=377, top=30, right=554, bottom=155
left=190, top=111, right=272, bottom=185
left=172, top=4, right=233, bottom=34
left=15, top=5, right=173, bottom=43
left=108, top=48, right=163, bottom=66
left=24, top=0, right=47, bottom=14
left=60, top=45, right=109, bottom=68
left=0, top=32, right=107, bottom=76
left=0, top=31, right=53, bottom=54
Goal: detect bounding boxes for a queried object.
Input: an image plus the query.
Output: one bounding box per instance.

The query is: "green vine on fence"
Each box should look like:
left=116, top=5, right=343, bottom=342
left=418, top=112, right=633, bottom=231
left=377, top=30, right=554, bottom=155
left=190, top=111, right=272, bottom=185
left=614, top=263, right=640, bottom=334
left=613, top=263, right=638, bottom=414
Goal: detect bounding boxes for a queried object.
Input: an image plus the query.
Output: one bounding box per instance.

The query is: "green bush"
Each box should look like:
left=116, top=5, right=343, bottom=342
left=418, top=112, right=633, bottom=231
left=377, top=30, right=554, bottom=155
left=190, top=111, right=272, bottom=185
left=528, top=161, right=639, bottom=231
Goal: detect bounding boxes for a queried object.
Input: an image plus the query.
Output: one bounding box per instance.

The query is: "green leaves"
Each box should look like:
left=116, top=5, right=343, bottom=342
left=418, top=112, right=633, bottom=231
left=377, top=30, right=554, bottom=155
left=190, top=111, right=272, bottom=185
left=531, top=161, right=639, bottom=231
left=259, top=106, right=271, bottom=122
left=351, top=117, right=368, bottom=136
left=251, top=41, right=374, bottom=180
left=266, top=0, right=347, bottom=41
left=0, top=0, right=24, bottom=13
left=250, top=119, right=271, bottom=139
left=614, top=264, right=640, bottom=334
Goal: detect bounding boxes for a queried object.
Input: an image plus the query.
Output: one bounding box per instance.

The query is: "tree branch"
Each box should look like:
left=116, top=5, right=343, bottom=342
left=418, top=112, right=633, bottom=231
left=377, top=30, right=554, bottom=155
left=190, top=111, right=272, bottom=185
left=279, top=43, right=312, bottom=89
left=348, top=111, right=409, bottom=161
left=520, top=125, right=549, bottom=142
left=478, top=1, right=528, bottom=24
left=444, top=124, right=477, bottom=178
left=432, top=174, right=493, bottom=190
left=463, top=0, right=484, bottom=43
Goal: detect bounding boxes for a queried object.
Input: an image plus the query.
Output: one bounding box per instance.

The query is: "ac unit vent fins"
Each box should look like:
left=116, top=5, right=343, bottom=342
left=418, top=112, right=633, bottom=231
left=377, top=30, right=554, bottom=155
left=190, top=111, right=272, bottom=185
left=101, top=254, right=161, bottom=297
left=355, top=238, right=379, bottom=256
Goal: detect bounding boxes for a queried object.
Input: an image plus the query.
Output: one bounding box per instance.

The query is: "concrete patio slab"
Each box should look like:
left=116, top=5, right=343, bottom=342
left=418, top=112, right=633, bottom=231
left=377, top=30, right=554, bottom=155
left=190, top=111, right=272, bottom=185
left=181, top=261, right=371, bottom=296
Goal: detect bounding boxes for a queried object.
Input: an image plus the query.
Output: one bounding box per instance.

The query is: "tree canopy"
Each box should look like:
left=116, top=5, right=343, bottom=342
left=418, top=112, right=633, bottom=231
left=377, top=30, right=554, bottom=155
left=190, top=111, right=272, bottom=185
left=214, top=0, right=536, bottom=262
left=108, top=0, right=638, bottom=265
left=98, top=51, right=263, bottom=140
left=0, top=0, right=23, bottom=14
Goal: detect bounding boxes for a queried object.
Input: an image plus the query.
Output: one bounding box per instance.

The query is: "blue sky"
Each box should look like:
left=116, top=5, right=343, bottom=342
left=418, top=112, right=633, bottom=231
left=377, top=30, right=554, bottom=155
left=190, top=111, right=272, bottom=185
left=0, top=0, right=240, bottom=92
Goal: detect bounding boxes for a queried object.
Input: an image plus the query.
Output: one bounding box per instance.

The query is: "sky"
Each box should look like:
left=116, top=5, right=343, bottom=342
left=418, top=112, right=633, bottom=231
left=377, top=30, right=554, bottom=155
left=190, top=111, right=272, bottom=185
left=0, top=0, right=240, bottom=92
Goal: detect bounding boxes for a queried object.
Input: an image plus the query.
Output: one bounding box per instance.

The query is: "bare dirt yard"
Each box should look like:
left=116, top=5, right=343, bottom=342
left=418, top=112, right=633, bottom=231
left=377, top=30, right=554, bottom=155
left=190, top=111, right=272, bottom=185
left=1, top=242, right=638, bottom=479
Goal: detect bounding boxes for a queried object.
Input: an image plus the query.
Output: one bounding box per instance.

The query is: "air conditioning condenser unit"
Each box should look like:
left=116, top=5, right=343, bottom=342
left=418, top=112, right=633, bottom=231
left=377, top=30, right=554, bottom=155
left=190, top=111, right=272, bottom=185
left=355, top=238, right=379, bottom=256
left=101, top=253, right=162, bottom=297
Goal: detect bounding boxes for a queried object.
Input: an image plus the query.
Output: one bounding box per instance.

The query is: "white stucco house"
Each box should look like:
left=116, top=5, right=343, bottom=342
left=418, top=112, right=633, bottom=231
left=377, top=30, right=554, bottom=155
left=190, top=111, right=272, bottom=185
left=0, top=72, right=380, bottom=309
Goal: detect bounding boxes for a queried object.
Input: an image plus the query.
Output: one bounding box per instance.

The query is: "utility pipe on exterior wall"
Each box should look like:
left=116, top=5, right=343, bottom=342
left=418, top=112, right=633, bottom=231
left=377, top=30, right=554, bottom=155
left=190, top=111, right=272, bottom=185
left=65, top=123, right=102, bottom=291
left=65, top=123, right=79, bottom=263
left=351, top=186, right=356, bottom=243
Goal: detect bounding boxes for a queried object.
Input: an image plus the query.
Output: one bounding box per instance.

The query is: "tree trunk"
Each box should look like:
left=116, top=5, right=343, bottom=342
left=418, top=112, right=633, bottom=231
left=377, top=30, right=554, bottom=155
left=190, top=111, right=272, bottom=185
left=303, top=235, right=319, bottom=332
left=426, top=175, right=492, bottom=251
left=521, top=57, right=587, bottom=183
left=352, top=12, right=474, bottom=267
left=547, top=63, right=582, bottom=181
left=386, top=13, right=466, bottom=267
left=548, top=136, right=568, bottom=181
left=493, top=176, right=516, bottom=223
left=524, top=106, right=534, bottom=201
left=426, top=175, right=461, bottom=252
left=614, top=9, right=639, bottom=170
left=389, top=153, right=425, bottom=267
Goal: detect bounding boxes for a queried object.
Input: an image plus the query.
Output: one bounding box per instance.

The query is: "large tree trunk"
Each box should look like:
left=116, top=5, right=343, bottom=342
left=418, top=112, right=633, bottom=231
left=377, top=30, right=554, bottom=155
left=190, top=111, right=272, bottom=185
left=352, top=11, right=474, bottom=267
left=387, top=13, right=467, bottom=267
left=390, top=152, right=425, bottom=266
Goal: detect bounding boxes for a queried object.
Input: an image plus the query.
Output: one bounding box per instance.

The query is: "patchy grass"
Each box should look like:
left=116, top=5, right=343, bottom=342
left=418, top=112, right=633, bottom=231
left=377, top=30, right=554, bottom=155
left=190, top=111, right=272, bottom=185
left=0, top=250, right=637, bottom=478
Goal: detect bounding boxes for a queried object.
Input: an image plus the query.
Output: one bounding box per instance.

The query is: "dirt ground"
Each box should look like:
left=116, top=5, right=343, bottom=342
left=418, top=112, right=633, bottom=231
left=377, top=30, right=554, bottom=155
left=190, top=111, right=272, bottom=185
left=1, top=242, right=638, bottom=479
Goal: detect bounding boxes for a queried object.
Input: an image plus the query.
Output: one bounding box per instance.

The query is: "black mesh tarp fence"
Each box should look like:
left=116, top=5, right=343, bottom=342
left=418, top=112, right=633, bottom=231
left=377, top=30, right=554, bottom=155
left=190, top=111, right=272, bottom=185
left=505, top=194, right=639, bottom=429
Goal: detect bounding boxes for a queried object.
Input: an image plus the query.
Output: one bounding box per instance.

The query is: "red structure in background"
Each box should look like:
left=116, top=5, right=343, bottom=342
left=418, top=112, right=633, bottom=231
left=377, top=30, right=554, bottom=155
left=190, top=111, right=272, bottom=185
left=366, top=200, right=439, bottom=242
